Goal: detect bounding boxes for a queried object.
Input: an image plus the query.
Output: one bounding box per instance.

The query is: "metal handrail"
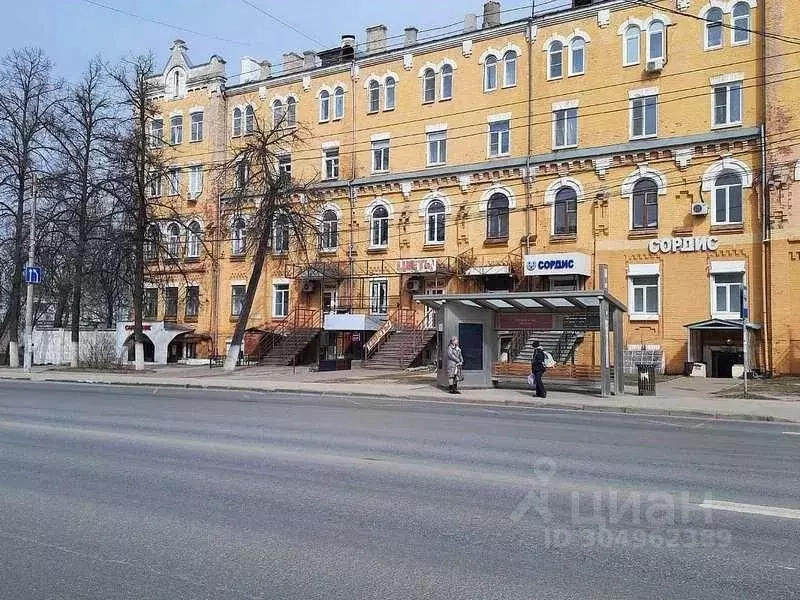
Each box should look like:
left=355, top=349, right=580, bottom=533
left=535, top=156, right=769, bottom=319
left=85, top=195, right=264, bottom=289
left=364, top=318, right=393, bottom=359
left=262, top=307, right=321, bottom=357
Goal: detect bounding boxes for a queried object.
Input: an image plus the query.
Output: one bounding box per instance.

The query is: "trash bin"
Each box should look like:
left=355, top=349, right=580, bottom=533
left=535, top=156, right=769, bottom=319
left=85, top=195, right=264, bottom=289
left=636, top=363, right=657, bottom=396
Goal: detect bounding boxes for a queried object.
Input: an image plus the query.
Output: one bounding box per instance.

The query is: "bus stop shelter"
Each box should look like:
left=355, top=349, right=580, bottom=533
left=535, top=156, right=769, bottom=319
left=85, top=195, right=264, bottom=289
left=416, top=290, right=627, bottom=397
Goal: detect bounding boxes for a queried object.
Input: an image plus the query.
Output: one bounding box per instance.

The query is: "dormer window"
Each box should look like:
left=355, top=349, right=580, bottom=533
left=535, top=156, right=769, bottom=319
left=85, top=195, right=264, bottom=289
left=168, top=68, right=186, bottom=98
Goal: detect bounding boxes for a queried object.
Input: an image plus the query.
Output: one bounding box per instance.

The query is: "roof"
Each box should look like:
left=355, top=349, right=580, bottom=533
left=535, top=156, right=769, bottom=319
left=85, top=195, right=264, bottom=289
left=297, top=262, right=348, bottom=281
left=684, top=318, right=762, bottom=330
left=415, top=290, right=627, bottom=313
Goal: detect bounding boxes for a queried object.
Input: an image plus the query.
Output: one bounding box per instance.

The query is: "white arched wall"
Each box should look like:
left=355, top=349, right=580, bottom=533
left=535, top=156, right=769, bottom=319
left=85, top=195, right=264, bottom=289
left=544, top=177, right=585, bottom=205
left=620, top=166, right=668, bottom=198
left=363, top=197, right=394, bottom=222
left=418, top=192, right=452, bottom=216
left=700, top=157, right=753, bottom=191
left=478, top=185, right=517, bottom=212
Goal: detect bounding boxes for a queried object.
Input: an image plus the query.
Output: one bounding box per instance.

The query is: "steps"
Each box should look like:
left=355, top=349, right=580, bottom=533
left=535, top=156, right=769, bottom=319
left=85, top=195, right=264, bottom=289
left=260, top=328, right=321, bottom=366
left=514, top=330, right=583, bottom=365
left=366, top=329, right=437, bottom=370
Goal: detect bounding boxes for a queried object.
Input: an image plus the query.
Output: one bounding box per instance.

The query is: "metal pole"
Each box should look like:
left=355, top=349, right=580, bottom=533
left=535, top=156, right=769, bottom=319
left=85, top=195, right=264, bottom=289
left=742, top=284, right=749, bottom=397
left=23, top=176, right=37, bottom=373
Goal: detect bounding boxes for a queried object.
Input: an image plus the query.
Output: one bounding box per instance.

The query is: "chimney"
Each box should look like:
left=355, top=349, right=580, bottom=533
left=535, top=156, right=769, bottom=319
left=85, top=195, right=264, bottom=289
left=303, top=50, right=317, bottom=69
left=464, top=13, right=478, bottom=32
left=482, top=1, right=501, bottom=28
left=240, top=56, right=266, bottom=83
left=366, top=24, right=388, bottom=53
left=404, top=27, right=418, bottom=47
left=341, top=34, right=356, bottom=49
left=170, top=39, right=188, bottom=60
left=282, top=52, right=303, bottom=73
left=259, top=60, right=272, bottom=79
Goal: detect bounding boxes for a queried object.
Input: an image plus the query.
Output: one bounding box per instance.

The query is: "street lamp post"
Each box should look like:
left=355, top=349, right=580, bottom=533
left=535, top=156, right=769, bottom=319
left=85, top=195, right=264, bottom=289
left=23, top=176, right=37, bottom=373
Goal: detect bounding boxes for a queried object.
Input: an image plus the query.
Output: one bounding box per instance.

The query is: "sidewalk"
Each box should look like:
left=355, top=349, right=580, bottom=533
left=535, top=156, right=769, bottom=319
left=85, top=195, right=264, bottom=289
left=2, top=366, right=799, bottom=423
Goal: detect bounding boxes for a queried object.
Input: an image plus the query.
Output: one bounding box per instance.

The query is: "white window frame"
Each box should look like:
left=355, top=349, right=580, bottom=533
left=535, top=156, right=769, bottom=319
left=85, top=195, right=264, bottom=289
left=369, top=279, right=389, bottom=316
left=166, top=224, right=181, bottom=258
left=368, top=80, right=381, bottom=114
left=167, top=168, right=180, bottom=196
left=244, top=105, right=255, bottom=134
left=148, top=171, right=161, bottom=198
left=548, top=41, right=564, bottom=80
left=232, top=107, right=242, bottom=137
left=371, top=139, right=390, bottom=173
left=487, top=118, right=510, bottom=158
left=704, top=7, right=724, bottom=51
left=188, top=165, right=203, bottom=198
left=230, top=284, right=246, bottom=317
left=712, top=78, right=743, bottom=128
left=278, top=154, right=291, bottom=179
left=628, top=264, right=661, bottom=321
left=320, top=209, right=339, bottom=251
left=170, top=115, right=183, bottom=144
left=426, top=129, right=447, bottom=166
left=273, top=213, right=290, bottom=254
left=502, top=50, right=518, bottom=87
left=484, top=55, right=498, bottom=91
left=285, top=97, right=297, bottom=127
left=569, top=38, right=586, bottom=76
left=712, top=172, right=744, bottom=225
left=710, top=266, right=745, bottom=320
left=731, top=2, right=751, bottom=46
left=384, top=78, right=396, bottom=110
left=422, top=69, right=436, bottom=103
left=440, top=64, right=453, bottom=101
left=552, top=104, right=578, bottom=149
left=272, top=282, right=290, bottom=319
left=231, top=218, right=247, bottom=256
left=551, top=186, right=578, bottom=236
left=333, top=87, right=345, bottom=119
left=190, top=111, right=203, bottom=142
left=425, top=199, right=446, bottom=245
left=185, top=285, right=200, bottom=319
left=369, top=205, right=390, bottom=249
left=323, top=146, right=340, bottom=180
left=624, top=25, right=641, bottom=66
left=186, top=221, right=201, bottom=258
left=629, top=92, right=659, bottom=139
left=647, top=21, right=666, bottom=61
left=319, top=90, right=330, bottom=122
left=150, top=119, right=163, bottom=148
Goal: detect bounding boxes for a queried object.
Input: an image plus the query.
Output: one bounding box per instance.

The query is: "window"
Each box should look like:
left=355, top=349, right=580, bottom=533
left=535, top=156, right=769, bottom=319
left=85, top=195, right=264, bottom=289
left=705, top=8, right=724, bottom=49
left=334, top=86, right=345, bottom=119
left=231, top=218, right=246, bottom=256
left=235, top=159, right=249, bottom=190
left=272, top=100, right=284, bottom=126
left=232, top=107, right=242, bottom=136
left=732, top=2, right=750, bottom=44
left=632, top=178, right=659, bottom=229
left=485, top=55, right=498, bottom=91
left=319, top=90, right=330, bottom=122
left=384, top=78, right=396, bottom=110
left=170, top=115, right=182, bottom=144
left=188, top=165, right=203, bottom=198
left=631, top=95, right=658, bottom=138
left=144, top=225, right=160, bottom=261
left=143, top=288, right=158, bottom=320
left=368, top=80, right=380, bottom=113
left=712, top=272, right=743, bottom=316
left=164, top=286, right=178, bottom=319
left=488, top=120, right=510, bottom=157
left=166, top=223, right=181, bottom=258
left=369, top=279, right=388, bottom=315
left=440, top=64, right=453, bottom=100
left=714, top=172, right=743, bottom=224
left=624, top=26, right=641, bottom=65
left=569, top=38, right=585, bottom=75
left=631, top=275, right=659, bottom=317
left=503, top=50, right=517, bottom=86
left=427, top=130, right=447, bottom=166
left=486, top=193, right=509, bottom=239
left=190, top=112, right=203, bottom=142
left=553, top=187, right=577, bottom=235
left=320, top=209, right=338, bottom=251
left=231, top=285, right=246, bottom=317
left=323, top=147, right=339, bottom=180
left=426, top=199, right=446, bottom=244
left=371, top=139, right=390, bottom=173
left=167, top=168, right=180, bottom=196
left=548, top=41, right=564, bottom=79
left=244, top=105, right=255, bottom=133
left=171, top=69, right=185, bottom=99
left=278, top=154, right=291, bottom=181
left=273, top=214, right=290, bottom=253
left=148, top=171, right=162, bottom=198
left=186, top=221, right=201, bottom=258
left=422, top=68, right=436, bottom=103
left=273, top=283, right=289, bottom=318
left=286, top=97, right=297, bottom=127
left=713, top=81, right=743, bottom=126
left=185, top=286, right=200, bottom=319
left=553, top=108, right=578, bottom=149
left=150, top=119, right=163, bottom=147
left=370, top=205, right=389, bottom=248
left=648, top=21, right=665, bottom=61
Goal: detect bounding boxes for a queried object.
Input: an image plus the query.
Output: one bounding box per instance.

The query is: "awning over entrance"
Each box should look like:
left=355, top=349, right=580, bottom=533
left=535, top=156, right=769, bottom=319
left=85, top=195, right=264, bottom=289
left=416, top=290, right=626, bottom=314
left=463, top=265, right=511, bottom=277
left=298, top=262, right=348, bottom=282
left=684, top=318, right=762, bottom=331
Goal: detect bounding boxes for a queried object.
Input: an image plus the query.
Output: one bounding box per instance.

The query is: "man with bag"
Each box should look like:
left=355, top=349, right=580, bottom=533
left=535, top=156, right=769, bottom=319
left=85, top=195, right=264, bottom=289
left=529, top=340, right=550, bottom=398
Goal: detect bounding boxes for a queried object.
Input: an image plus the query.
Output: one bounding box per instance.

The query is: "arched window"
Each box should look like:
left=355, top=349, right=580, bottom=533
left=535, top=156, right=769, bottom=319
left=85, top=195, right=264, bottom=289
left=422, top=68, right=436, bottom=103
left=624, top=25, right=641, bottom=65
left=319, top=90, right=330, bottom=122
left=170, top=69, right=185, bottom=98
left=486, top=193, right=509, bottom=239
left=167, top=223, right=181, bottom=258
left=273, top=213, right=290, bottom=253
left=553, top=188, right=577, bottom=235
left=440, top=64, right=453, bottom=100
left=272, top=99, right=284, bottom=126
left=569, top=38, right=586, bottom=75
left=144, top=225, right=160, bottom=261
left=333, top=86, right=345, bottom=119
left=244, top=105, right=255, bottom=133
left=235, top=158, right=249, bottom=190
left=231, top=218, right=246, bottom=255
left=384, top=77, right=396, bottom=110
left=368, top=80, right=380, bottom=113
left=320, top=209, right=338, bottom=250
left=232, top=107, right=242, bottom=136
left=286, top=97, right=297, bottom=126
left=484, top=55, right=498, bottom=90
left=732, top=2, right=751, bottom=44
left=503, top=50, right=517, bottom=87
left=713, top=172, right=743, bottom=224
left=705, top=8, right=724, bottom=49
left=548, top=41, right=564, bottom=79
left=426, top=199, right=446, bottom=244
left=370, top=205, right=389, bottom=248
left=186, top=221, right=201, bottom=258
left=648, top=21, right=665, bottom=61
left=632, top=178, right=659, bottom=229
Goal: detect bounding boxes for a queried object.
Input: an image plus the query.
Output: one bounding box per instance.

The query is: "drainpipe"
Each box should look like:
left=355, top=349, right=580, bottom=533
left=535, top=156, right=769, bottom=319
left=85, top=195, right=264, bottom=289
left=759, top=0, right=772, bottom=374
left=349, top=59, right=358, bottom=312
left=524, top=7, right=535, bottom=258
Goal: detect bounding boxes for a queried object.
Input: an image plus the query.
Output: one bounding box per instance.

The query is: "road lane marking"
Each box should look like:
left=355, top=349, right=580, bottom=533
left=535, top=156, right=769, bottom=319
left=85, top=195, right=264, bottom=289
left=699, top=500, right=800, bottom=520
left=782, top=431, right=800, bottom=436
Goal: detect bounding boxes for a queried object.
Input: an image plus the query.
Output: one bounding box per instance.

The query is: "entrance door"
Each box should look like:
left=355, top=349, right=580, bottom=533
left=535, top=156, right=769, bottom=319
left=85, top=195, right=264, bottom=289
left=712, top=350, right=744, bottom=378
left=424, top=285, right=443, bottom=329
left=322, top=287, right=337, bottom=314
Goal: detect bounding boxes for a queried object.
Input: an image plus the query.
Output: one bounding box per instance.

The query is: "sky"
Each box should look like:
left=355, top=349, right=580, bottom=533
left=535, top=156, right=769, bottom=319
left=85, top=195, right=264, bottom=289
left=0, top=0, right=564, bottom=83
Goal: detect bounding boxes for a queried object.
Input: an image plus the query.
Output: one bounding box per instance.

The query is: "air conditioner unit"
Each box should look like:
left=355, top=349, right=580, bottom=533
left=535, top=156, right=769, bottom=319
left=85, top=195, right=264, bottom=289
left=406, top=278, right=422, bottom=292
left=302, top=281, right=316, bottom=293
left=645, top=58, right=664, bottom=73
left=691, top=202, right=709, bottom=216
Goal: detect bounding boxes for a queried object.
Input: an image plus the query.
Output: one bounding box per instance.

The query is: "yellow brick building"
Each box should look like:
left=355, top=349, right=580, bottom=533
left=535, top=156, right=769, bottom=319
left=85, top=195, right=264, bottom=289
left=130, top=0, right=798, bottom=378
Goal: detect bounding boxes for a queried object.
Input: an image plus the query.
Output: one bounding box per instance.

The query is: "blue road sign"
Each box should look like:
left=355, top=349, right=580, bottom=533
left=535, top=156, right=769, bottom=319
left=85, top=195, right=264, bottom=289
left=24, top=266, right=43, bottom=285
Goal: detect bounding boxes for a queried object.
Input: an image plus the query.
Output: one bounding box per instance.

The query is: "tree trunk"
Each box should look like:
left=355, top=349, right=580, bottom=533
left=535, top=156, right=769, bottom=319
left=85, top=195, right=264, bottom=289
left=8, top=180, right=27, bottom=368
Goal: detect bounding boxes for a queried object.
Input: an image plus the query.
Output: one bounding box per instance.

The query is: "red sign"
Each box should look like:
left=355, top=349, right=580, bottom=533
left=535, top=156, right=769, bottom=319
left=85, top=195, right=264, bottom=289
left=396, top=258, right=437, bottom=274
left=124, top=324, right=152, bottom=331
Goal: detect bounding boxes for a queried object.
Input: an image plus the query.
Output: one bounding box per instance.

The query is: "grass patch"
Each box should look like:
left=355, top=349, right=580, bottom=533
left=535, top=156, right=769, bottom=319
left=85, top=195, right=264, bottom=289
left=714, top=377, right=800, bottom=400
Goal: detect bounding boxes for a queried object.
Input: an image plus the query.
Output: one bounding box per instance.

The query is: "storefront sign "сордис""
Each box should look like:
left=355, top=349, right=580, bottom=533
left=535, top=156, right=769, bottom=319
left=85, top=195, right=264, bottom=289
left=648, top=236, right=719, bottom=254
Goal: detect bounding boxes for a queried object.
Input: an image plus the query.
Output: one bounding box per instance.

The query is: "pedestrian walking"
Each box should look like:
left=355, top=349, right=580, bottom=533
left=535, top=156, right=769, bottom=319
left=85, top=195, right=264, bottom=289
left=447, top=336, right=463, bottom=394
left=530, top=341, right=547, bottom=398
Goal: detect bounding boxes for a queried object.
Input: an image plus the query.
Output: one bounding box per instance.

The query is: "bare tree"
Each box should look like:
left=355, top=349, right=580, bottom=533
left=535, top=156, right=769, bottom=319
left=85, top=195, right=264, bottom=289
left=219, top=112, right=322, bottom=371
left=0, top=48, right=61, bottom=366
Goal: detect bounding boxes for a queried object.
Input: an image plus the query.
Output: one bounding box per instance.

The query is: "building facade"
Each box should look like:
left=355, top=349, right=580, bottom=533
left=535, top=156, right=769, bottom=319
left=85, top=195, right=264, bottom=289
left=128, top=0, right=799, bottom=377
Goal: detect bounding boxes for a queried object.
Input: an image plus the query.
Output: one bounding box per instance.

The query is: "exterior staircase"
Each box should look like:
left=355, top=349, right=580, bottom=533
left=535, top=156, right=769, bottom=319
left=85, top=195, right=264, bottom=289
left=513, top=330, right=584, bottom=365
left=260, top=328, right=321, bottom=366
left=366, top=329, right=437, bottom=369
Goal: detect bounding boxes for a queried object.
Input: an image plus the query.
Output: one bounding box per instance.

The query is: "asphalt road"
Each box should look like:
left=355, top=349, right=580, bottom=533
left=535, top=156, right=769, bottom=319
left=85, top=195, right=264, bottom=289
left=0, top=381, right=798, bottom=600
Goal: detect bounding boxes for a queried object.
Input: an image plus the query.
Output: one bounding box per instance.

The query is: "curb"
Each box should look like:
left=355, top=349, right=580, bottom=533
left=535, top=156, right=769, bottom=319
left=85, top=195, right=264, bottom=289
left=0, top=375, right=795, bottom=423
